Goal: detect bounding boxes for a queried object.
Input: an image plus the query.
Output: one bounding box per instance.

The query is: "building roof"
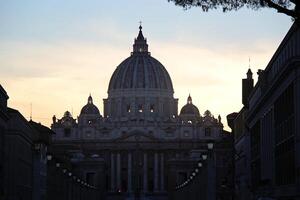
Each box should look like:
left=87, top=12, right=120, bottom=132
left=29, top=120, right=54, bottom=145
left=0, top=84, right=9, bottom=99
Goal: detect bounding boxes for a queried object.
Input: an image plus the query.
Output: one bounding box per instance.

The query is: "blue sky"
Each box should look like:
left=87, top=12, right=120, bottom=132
left=0, top=0, right=292, bottom=128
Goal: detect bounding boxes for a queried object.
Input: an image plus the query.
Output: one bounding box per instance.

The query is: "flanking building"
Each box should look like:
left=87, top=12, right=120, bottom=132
left=0, top=85, right=52, bottom=200
left=228, top=22, right=300, bottom=200
left=0, top=85, right=9, bottom=199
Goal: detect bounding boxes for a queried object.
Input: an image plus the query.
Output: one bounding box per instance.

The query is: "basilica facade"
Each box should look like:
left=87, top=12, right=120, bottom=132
left=51, top=26, right=227, bottom=200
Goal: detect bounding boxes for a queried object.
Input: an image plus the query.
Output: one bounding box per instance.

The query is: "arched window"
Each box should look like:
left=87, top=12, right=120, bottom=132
left=64, top=128, right=71, bottom=137
left=150, top=104, right=155, bottom=113
left=138, top=105, right=143, bottom=113
left=127, top=105, right=131, bottom=113
left=184, top=130, right=189, bottom=137
left=205, top=127, right=211, bottom=136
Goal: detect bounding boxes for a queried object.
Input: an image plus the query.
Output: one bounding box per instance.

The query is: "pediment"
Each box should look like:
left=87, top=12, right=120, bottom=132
left=115, top=131, right=160, bottom=142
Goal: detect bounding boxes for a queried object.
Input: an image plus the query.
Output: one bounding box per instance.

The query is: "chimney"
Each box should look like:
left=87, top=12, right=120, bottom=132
left=242, top=69, right=254, bottom=107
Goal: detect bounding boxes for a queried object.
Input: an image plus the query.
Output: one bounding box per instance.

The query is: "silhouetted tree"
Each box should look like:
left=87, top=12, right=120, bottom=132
left=167, top=0, right=299, bottom=19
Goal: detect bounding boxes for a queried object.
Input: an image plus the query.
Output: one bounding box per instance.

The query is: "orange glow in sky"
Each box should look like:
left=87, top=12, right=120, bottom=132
left=0, top=1, right=292, bottom=130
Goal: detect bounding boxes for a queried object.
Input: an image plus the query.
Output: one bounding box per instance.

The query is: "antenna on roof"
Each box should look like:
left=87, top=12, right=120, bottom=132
left=248, top=57, right=251, bottom=69
left=30, top=103, right=32, bottom=121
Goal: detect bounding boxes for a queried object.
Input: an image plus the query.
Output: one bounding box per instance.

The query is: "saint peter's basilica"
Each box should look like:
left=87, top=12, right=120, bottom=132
left=51, top=25, right=229, bottom=200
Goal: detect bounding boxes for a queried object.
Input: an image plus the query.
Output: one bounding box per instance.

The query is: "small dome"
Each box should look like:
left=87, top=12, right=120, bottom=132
left=61, top=110, right=74, bottom=125
left=204, top=110, right=214, bottom=118
left=64, top=111, right=72, bottom=118
left=80, top=95, right=100, bottom=115
left=180, top=95, right=200, bottom=117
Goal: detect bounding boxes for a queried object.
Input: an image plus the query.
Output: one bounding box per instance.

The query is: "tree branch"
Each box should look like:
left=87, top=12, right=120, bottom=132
left=263, top=0, right=299, bottom=18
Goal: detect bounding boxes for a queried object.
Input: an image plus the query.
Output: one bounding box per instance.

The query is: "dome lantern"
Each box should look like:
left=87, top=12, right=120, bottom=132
left=88, top=94, right=93, bottom=104
left=187, top=94, right=192, bottom=104
left=133, top=24, right=148, bottom=54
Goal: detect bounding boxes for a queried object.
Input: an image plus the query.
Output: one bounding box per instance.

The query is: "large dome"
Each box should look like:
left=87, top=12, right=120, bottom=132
left=108, top=25, right=173, bottom=93
left=108, top=54, right=173, bottom=91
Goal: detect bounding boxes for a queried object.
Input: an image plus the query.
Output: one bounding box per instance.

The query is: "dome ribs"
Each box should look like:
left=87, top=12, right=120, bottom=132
left=131, top=55, right=139, bottom=88
left=121, top=57, right=134, bottom=89
left=113, top=58, right=130, bottom=89
left=142, top=55, right=149, bottom=89
left=137, top=56, right=145, bottom=88
left=108, top=54, right=174, bottom=91
left=155, top=59, right=168, bottom=89
left=148, top=55, right=159, bottom=88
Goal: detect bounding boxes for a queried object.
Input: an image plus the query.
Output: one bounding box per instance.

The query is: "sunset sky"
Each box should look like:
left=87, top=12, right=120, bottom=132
left=0, top=0, right=292, bottom=130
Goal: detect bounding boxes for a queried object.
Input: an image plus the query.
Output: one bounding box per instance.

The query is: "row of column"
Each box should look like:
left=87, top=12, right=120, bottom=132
left=110, top=152, right=165, bottom=193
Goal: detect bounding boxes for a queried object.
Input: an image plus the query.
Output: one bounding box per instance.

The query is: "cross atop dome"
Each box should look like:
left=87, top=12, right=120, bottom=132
left=133, top=23, right=149, bottom=54
left=187, top=94, right=193, bottom=104
left=88, top=94, right=93, bottom=104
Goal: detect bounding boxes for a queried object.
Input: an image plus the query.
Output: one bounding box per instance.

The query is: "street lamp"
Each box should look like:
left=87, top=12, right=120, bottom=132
left=56, top=163, right=60, bottom=168
left=207, top=142, right=214, bottom=150
left=47, top=154, right=52, bottom=161
left=206, top=140, right=215, bottom=200
left=198, top=162, right=203, bottom=167
left=202, top=154, right=208, bottom=160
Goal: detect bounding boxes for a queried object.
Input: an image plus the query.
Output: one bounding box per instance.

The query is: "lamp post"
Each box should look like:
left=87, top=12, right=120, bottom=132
left=206, top=141, right=216, bottom=200
left=207, top=142, right=214, bottom=150
left=46, top=155, right=51, bottom=200
left=46, top=154, right=52, bottom=161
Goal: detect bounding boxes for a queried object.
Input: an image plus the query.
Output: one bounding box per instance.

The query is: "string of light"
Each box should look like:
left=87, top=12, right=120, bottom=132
left=175, top=142, right=213, bottom=190
left=47, top=154, right=97, bottom=190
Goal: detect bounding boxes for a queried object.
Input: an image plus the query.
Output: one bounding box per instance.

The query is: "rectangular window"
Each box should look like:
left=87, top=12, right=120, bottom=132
left=205, top=127, right=211, bottom=136
left=274, top=83, right=295, bottom=185
left=86, top=172, right=95, bottom=185
left=251, top=120, right=261, bottom=189
left=64, top=128, right=71, bottom=137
